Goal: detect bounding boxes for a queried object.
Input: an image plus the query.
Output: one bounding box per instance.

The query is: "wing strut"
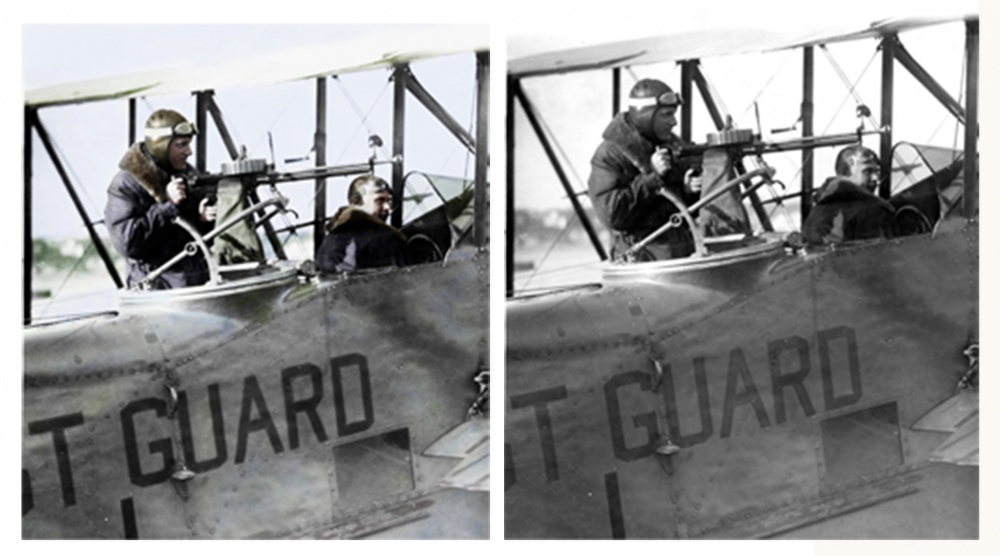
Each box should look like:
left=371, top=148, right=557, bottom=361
left=892, top=36, right=967, bottom=126
left=196, top=90, right=289, bottom=261
left=506, top=74, right=516, bottom=297
left=879, top=35, right=895, bottom=200
left=404, top=66, right=477, bottom=156
left=474, top=51, right=489, bottom=248
left=801, top=46, right=815, bottom=223
left=512, top=80, right=608, bottom=262
left=391, top=65, right=407, bottom=231
left=23, top=106, right=33, bottom=324
left=25, top=109, right=124, bottom=309
left=688, top=60, right=773, bottom=231
left=314, top=78, right=328, bottom=257
left=963, top=19, right=978, bottom=218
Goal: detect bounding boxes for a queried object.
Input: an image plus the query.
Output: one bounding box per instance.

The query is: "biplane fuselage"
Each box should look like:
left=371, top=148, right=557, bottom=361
left=23, top=253, right=489, bottom=539
left=505, top=225, right=977, bottom=538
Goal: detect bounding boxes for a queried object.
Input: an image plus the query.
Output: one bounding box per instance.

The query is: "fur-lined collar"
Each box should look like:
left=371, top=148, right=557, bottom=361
left=118, top=142, right=193, bottom=203
left=815, top=177, right=893, bottom=210
left=601, top=113, right=682, bottom=173
left=327, top=206, right=406, bottom=240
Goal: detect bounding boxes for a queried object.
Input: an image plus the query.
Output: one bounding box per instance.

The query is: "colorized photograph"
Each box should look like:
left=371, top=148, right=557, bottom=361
left=22, top=23, right=489, bottom=539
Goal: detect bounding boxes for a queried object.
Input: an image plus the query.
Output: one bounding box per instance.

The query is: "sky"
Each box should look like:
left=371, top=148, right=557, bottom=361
left=22, top=24, right=485, bottom=247
left=509, top=5, right=976, bottom=219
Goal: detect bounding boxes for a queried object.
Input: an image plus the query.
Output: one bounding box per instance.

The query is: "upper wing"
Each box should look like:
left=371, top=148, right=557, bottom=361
left=26, top=26, right=488, bottom=108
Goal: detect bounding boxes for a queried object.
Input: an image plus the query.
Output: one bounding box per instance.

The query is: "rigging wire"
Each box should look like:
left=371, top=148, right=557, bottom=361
left=535, top=99, right=587, bottom=193
left=272, top=74, right=392, bottom=252
left=515, top=98, right=601, bottom=293
left=332, top=74, right=392, bottom=164
left=519, top=209, right=581, bottom=294
left=212, top=90, right=310, bottom=258
left=820, top=45, right=881, bottom=131
left=776, top=45, right=880, bottom=204
left=737, top=50, right=795, bottom=126
left=952, top=47, right=967, bottom=156
left=47, top=130, right=102, bottom=226
left=35, top=129, right=117, bottom=299
left=702, top=58, right=797, bottom=230
left=460, top=76, right=477, bottom=179
left=32, top=240, right=108, bottom=319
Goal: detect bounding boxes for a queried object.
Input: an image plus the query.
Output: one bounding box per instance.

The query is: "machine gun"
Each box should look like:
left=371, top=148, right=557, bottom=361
left=664, top=126, right=889, bottom=164
left=175, top=140, right=402, bottom=272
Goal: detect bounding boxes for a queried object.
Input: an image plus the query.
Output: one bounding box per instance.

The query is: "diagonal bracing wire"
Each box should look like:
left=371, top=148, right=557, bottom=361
left=332, top=75, right=392, bottom=164
left=737, top=50, right=795, bottom=127
left=776, top=46, right=880, bottom=202
left=819, top=45, right=881, bottom=132
left=519, top=209, right=580, bottom=294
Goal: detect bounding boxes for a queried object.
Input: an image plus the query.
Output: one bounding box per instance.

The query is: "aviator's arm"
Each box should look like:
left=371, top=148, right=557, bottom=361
left=588, top=143, right=688, bottom=230
left=104, top=179, right=182, bottom=260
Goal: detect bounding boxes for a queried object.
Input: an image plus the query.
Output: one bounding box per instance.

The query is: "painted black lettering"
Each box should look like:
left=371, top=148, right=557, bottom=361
left=662, top=358, right=713, bottom=447
left=121, top=398, right=173, bottom=487
left=819, top=326, right=862, bottom=411
left=605, top=471, right=626, bottom=539
left=235, top=375, right=285, bottom=464
left=178, top=384, right=227, bottom=473
left=504, top=442, right=516, bottom=491
left=22, top=469, right=32, bottom=516
left=28, top=412, right=84, bottom=506
left=282, top=363, right=328, bottom=449
left=720, top=348, right=771, bottom=438
left=768, top=336, right=816, bottom=424
left=510, top=386, right=568, bottom=482
left=605, top=371, right=659, bottom=461
left=331, top=354, right=374, bottom=436
left=121, top=497, right=138, bottom=539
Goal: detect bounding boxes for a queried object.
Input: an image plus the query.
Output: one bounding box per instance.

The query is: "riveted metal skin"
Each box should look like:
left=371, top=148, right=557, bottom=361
left=505, top=224, right=977, bottom=539
left=23, top=249, right=489, bottom=539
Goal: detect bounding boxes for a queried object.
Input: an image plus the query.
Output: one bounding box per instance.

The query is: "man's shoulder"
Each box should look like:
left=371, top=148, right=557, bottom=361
left=815, top=177, right=890, bottom=207
left=116, top=142, right=169, bottom=202
left=594, top=113, right=653, bottom=165
left=329, top=207, right=406, bottom=240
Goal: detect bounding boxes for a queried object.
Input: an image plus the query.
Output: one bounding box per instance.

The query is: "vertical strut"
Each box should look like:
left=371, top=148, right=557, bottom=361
left=879, top=35, right=895, bottom=200
left=24, top=107, right=34, bottom=324
left=514, top=82, right=608, bottom=261
left=314, top=77, right=328, bottom=257
left=691, top=62, right=772, bottom=231
left=128, top=99, right=136, bottom=147
left=195, top=92, right=208, bottom=173
left=964, top=20, right=978, bottom=219
left=391, top=65, right=407, bottom=230
left=680, top=61, right=694, bottom=143
left=801, top=46, right=815, bottom=223
left=507, top=76, right=517, bottom=297
left=612, top=67, right=622, bottom=120
left=474, top=52, right=490, bottom=248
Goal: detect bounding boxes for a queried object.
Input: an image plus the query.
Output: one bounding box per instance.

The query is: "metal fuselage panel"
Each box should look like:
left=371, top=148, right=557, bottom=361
left=23, top=253, right=489, bottom=539
left=505, top=225, right=977, bottom=539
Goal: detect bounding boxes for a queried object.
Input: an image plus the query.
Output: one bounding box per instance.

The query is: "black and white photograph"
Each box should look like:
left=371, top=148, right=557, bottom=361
left=505, top=0, right=979, bottom=539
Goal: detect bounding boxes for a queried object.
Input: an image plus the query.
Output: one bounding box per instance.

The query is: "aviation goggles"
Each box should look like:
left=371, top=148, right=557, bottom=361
left=144, top=121, right=199, bottom=139
left=628, top=91, right=683, bottom=109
